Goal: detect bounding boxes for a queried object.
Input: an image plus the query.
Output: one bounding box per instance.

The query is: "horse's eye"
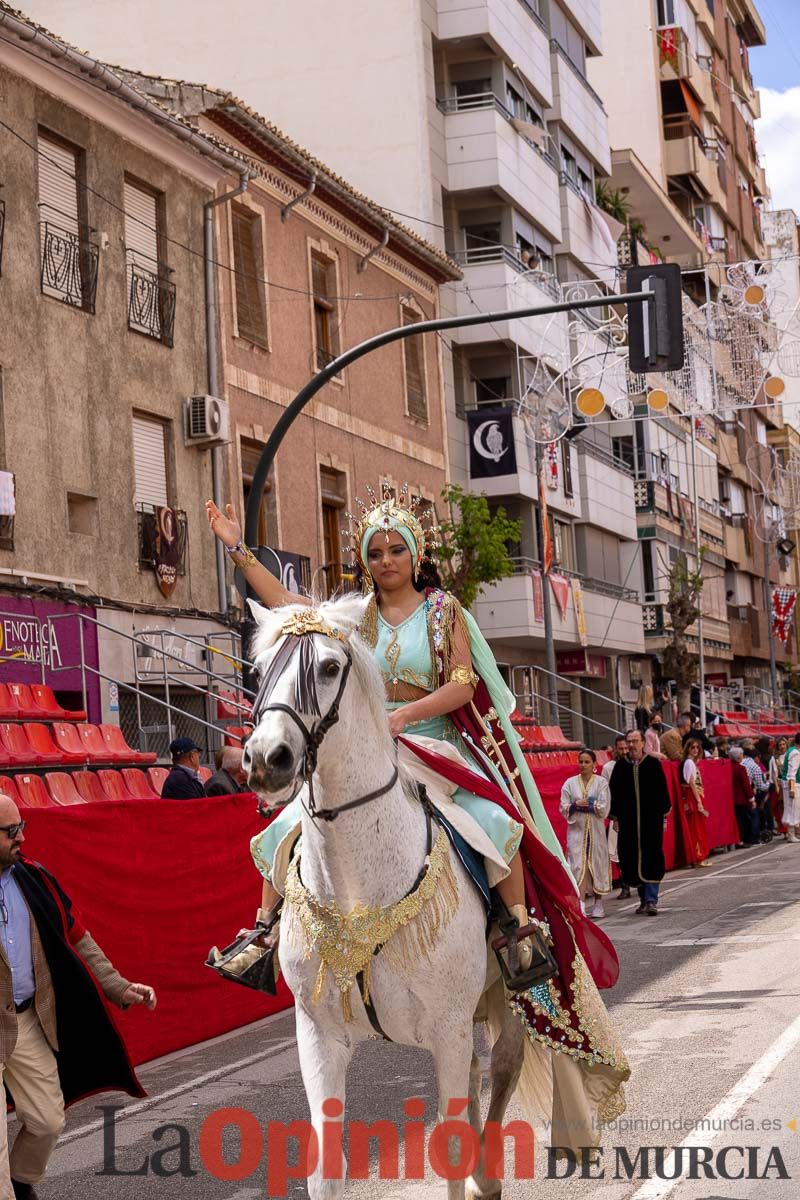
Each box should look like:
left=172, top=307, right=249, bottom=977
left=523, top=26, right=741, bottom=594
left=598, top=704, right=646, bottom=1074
left=322, top=660, right=340, bottom=678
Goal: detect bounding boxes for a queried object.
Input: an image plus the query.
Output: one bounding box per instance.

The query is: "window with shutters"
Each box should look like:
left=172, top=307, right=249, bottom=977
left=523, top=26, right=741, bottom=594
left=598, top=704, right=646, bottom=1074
left=310, top=251, right=340, bottom=371
left=232, top=206, right=268, bottom=348
left=37, top=130, right=98, bottom=311
left=241, top=439, right=279, bottom=547
left=319, top=467, right=348, bottom=599
left=401, top=305, right=427, bottom=422
left=132, top=414, right=170, bottom=508
left=124, top=178, right=175, bottom=347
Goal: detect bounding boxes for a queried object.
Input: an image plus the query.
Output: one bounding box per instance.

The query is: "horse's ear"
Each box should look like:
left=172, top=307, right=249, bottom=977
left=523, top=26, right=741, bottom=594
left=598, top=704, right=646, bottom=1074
left=320, top=592, right=372, bottom=636
left=247, top=598, right=272, bottom=626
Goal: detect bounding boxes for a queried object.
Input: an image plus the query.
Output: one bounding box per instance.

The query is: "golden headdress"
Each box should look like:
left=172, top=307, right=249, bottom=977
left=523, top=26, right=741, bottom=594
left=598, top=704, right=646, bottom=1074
left=342, top=480, right=440, bottom=579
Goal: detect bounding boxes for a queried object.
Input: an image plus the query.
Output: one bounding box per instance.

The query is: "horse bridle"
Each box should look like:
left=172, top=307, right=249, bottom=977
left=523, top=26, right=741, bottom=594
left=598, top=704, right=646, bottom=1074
left=251, top=635, right=399, bottom=822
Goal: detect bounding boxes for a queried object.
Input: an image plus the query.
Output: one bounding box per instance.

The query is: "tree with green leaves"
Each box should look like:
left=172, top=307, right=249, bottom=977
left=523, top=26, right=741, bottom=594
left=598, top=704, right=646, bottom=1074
left=661, top=551, right=705, bottom=714
left=436, top=484, right=522, bottom=611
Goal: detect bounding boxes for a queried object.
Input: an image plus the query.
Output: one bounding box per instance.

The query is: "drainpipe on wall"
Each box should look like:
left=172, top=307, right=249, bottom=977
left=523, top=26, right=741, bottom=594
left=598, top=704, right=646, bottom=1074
left=203, top=173, right=251, bottom=616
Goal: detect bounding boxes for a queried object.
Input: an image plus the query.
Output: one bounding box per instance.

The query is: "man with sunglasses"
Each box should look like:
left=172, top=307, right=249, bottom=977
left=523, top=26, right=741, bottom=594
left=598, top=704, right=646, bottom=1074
left=0, top=796, right=156, bottom=1199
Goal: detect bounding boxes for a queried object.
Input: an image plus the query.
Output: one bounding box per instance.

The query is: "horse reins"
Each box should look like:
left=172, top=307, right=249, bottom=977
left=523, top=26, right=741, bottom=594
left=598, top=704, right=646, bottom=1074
left=252, top=634, right=399, bottom=822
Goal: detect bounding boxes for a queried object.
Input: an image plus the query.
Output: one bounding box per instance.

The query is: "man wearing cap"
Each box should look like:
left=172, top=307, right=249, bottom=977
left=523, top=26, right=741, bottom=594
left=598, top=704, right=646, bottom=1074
left=160, top=738, right=206, bottom=799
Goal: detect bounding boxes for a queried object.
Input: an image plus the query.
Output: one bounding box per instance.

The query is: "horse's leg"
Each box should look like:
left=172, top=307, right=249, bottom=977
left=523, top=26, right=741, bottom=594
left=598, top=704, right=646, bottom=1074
left=295, top=1004, right=354, bottom=1200
left=431, top=1027, right=475, bottom=1200
left=467, top=1000, right=525, bottom=1200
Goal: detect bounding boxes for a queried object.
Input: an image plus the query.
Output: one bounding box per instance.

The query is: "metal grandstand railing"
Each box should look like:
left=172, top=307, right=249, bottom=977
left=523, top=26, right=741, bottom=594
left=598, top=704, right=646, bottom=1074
left=43, top=611, right=254, bottom=761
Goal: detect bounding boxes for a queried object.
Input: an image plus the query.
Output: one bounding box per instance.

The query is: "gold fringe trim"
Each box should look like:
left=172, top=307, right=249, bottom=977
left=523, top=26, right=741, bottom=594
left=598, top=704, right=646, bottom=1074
left=283, top=828, right=459, bottom=1022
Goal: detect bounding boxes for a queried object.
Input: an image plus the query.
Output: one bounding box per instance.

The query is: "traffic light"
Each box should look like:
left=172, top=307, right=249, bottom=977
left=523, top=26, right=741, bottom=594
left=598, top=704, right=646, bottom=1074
left=627, top=264, right=684, bottom=374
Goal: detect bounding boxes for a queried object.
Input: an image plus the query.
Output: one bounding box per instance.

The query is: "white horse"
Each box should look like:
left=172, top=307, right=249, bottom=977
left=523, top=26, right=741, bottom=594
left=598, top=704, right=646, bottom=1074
left=245, top=593, right=525, bottom=1200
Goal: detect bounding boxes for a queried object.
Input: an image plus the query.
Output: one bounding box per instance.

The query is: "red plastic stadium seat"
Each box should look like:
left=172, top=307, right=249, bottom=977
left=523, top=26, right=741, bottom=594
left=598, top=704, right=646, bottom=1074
left=197, top=766, right=212, bottom=784
left=224, top=725, right=249, bottom=747
left=45, top=773, right=86, bottom=806
left=97, top=724, right=156, bottom=765
left=15, top=775, right=54, bottom=809
left=216, top=689, right=251, bottom=721
left=0, top=776, right=21, bottom=804
left=121, top=769, right=159, bottom=800
left=0, top=685, right=20, bottom=720
left=147, top=767, right=169, bottom=796
left=51, top=723, right=90, bottom=764
left=5, top=684, right=40, bottom=719
left=75, top=723, right=126, bottom=763
left=0, top=724, right=41, bottom=766
left=72, top=771, right=111, bottom=804
left=25, top=723, right=82, bottom=765
left=30, top=684, right=86, bottom=722
left=97, top=770, right=134, bottom=802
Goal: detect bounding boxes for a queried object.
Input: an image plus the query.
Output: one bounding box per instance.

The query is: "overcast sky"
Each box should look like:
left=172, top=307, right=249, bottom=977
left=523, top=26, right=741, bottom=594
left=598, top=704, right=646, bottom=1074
left=753, top=0, right=800, bottom=214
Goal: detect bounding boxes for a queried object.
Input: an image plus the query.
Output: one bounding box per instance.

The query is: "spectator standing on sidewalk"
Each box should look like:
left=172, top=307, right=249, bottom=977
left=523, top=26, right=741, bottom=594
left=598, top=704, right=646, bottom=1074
left=779, top=732, right=800, bottom=843
left=742, top=740, right=770, bottom=841
left=609, top=729, right=672, bottom=916
left=729, top=746, right=759, bottom=847
left=660, top=713, right=692, bottom=761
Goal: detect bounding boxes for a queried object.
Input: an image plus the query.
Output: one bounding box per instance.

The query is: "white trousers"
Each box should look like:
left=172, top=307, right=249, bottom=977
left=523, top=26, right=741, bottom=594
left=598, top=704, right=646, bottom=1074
left=0, top=1008, right=65, bottom=1196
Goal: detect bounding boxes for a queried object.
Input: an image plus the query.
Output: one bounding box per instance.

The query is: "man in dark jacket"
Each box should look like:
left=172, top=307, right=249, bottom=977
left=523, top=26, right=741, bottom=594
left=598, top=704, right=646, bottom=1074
left=609, top=728, right=672, bottom=916
left=204, top=747, right=248, bottom=797
left=0, top=795, right=155, bottom=1199
left=161, top=737, right=206, bottom=799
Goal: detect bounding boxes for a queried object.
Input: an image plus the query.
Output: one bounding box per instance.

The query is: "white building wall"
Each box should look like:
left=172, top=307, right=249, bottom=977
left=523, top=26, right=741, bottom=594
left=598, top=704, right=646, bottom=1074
left=587, top=0, right=665, bottom=187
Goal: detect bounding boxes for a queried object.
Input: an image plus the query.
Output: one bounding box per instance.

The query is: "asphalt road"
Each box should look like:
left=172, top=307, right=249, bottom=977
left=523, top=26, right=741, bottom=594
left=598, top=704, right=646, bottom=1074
left=32, top=837, right=800, bottom=1198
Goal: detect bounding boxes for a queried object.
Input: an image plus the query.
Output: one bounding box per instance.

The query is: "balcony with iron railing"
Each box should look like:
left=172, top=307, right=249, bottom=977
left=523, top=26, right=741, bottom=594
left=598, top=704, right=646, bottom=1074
left=474, top=557, right=644, bottom=651
left=40, top=220, right=99, bottom=312
left=436, top=91, right=557, bottom=169
left=127, top=251, right=176, bottom=347
left=451, top=244, right=560, bottom=300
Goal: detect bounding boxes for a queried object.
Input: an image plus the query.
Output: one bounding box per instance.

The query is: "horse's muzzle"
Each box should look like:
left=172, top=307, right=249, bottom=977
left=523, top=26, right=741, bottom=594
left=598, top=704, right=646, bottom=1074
left=246, top=740, right=299, bottom=797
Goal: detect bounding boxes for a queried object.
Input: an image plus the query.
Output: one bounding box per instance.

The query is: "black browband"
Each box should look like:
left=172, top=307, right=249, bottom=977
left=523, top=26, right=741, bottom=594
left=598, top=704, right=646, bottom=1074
left=253, top=639, right=399, bottom=822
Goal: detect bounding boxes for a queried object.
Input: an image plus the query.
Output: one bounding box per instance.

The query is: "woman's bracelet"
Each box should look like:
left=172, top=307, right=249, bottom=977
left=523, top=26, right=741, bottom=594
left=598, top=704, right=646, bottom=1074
left=225, top=540, right=258, bottom=570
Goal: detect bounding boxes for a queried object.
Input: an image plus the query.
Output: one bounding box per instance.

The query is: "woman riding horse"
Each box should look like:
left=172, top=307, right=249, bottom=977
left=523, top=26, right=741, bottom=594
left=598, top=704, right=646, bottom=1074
left=207, top=485, right=630, bottom=1141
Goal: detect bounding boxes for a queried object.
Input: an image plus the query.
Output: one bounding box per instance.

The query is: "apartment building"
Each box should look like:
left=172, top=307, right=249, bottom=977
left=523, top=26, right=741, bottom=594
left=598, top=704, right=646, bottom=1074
left=586, top=0, right=790, bottom=709
left=29, top=0, right=650, bottom=738
left=0, top=5, right=456, bottom=754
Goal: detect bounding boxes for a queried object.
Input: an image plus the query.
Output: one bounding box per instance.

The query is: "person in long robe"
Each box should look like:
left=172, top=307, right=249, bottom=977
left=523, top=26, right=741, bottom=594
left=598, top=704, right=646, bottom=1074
left=608, top=728, right=671, bottom=915
left=603, top=735, right=629, bottom=898
left=559, top=750, right=611, bottom=918
left=681, top=738, right=712, bottom=867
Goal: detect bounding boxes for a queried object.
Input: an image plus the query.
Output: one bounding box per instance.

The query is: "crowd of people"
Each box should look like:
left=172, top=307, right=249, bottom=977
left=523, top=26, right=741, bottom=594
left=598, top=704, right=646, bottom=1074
left=559, top=711, right=800, bottom=922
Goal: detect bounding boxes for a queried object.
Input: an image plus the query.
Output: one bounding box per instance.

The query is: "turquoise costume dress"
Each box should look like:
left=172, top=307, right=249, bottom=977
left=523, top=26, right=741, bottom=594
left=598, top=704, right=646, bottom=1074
left=250, top=594, right=523, bottom=882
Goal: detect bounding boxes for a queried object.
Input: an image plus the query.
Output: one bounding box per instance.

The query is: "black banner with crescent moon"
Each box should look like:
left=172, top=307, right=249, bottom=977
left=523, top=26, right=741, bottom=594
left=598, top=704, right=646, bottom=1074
left=467, top=407, right=516, bottom=478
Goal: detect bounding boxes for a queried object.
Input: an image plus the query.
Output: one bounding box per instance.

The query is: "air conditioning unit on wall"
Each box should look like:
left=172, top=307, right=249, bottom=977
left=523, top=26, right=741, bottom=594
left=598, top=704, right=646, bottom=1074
left=184, top=395, right=229, bottom=446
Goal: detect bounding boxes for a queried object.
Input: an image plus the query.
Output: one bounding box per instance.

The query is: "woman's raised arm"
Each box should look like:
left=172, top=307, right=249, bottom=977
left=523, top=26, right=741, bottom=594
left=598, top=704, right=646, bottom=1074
left=206, top=500, right=312, bottom=609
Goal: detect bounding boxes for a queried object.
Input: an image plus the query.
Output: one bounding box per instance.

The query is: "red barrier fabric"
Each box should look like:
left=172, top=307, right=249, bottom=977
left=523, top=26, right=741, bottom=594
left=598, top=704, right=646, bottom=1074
left=21, top=795, right=291, bottom=1067
left=18, top=758, right=741, bottom=1067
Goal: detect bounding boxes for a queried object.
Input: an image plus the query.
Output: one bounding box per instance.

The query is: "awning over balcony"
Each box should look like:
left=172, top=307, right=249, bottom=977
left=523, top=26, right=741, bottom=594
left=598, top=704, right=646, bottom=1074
left=609, top=149, right=703, bottom=264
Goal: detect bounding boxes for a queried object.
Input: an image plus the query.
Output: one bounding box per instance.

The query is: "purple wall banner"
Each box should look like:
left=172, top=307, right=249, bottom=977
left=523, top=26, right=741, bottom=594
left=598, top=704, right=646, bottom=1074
left=0, top=596, right=100, bottom=718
